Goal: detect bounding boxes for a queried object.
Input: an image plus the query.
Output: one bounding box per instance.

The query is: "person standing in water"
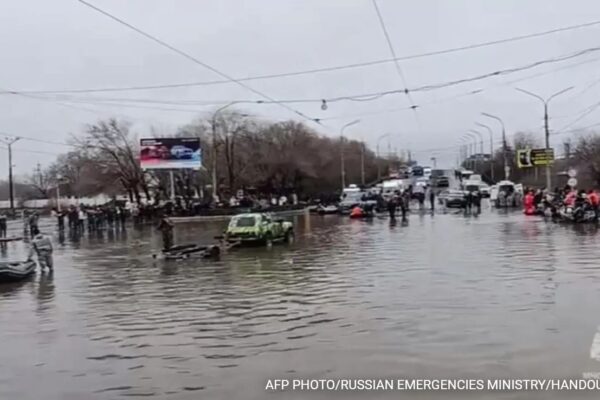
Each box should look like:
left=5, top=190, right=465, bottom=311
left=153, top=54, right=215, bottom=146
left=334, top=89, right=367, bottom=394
left=472, top=190, right=482, bottom=215
left=0, top=211, right=7, bottom=238
left=157, top=215, right=174, bottom=251
left=428, top=186, right=436, bottom=212
left=387, top=192, right=398, bottom=222
left=28, top=211, right=39, bottom=236
left=28, top=227, right=54, bottom=272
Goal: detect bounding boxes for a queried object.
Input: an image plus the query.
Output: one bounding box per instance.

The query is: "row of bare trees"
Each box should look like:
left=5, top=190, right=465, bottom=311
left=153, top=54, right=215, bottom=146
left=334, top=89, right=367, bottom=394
left=22, top=113, right=382, bottom=203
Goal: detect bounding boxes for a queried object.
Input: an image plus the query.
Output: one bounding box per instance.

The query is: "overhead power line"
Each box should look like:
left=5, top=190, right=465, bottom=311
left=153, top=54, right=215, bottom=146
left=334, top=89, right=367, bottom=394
left=5, top=16, right=600, bottom=95
left=21, top=44, right=600, bottom=110
left=371, top=0, right=421, bottom=130
left=77, top=0, right=323, bottom=127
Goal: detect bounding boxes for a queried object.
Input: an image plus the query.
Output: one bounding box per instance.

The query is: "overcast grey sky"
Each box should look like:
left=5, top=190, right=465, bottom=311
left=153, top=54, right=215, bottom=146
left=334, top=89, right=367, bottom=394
left=1, top=0, right=600, bottom=179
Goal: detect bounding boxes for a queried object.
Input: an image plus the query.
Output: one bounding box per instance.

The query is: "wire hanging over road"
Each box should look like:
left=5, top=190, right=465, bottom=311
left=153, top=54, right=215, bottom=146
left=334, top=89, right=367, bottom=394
left=4, top=16, right=600, bottom=95
left=77, top=0, right=323, bottom=127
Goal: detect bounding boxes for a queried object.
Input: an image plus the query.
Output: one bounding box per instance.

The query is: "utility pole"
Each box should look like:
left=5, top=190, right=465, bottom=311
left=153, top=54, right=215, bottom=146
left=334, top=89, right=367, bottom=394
left=482, top=113, right=509, bottom=180
left=360, top=142, right=365, bottom=186
left=36, top=163, right=42, bottom=187
left=1, top=136, right=20, bottom=212
left=515, top=86, right=573, bottom=189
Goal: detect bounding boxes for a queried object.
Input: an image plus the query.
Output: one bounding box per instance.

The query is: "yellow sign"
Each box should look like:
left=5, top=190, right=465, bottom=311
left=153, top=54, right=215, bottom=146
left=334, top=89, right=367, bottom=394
left=517, top=148, right=554, bottom=168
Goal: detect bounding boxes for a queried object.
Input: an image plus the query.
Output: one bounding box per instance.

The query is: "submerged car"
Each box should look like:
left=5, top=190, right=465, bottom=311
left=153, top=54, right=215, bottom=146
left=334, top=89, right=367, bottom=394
left=438, top=189, right=466, bottom=208
left=224, top=213, right=294, bottom=245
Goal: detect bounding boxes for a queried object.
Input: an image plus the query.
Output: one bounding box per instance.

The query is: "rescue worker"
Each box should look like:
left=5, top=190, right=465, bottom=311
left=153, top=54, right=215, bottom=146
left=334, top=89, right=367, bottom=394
left=157, top=215, right=174, bottom=250
left=28, top=227, right=53, bottom=272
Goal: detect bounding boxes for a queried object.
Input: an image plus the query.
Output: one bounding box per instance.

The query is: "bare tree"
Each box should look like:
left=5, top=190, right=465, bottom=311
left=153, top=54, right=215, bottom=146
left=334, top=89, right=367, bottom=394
left=74, top=118, right=149, bottom=203
left=574, top=133, right=600, bottom=186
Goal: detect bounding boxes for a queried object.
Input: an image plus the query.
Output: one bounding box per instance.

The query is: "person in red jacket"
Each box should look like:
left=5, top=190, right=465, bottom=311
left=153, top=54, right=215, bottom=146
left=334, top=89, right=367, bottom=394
left=588, top=190, right=599, bottom=207
left=523, top=191, right=536, bottom=215
left=588, top=190, right=599, bottom=219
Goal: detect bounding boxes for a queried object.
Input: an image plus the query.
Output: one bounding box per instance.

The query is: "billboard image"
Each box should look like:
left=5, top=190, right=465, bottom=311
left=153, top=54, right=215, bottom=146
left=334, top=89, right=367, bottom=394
left=140, top=137, right=202, bottom=169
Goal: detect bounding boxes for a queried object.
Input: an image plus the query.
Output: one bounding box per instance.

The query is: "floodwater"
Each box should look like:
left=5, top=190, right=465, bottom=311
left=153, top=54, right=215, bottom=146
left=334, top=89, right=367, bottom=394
left=2, top=207, right=600, bottom=399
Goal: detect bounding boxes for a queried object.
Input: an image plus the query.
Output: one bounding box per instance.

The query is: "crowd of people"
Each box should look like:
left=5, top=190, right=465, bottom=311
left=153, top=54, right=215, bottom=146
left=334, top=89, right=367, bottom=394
left=349, top=184, right=446, bottom=221
left=523, top=186, right=600, bottom=221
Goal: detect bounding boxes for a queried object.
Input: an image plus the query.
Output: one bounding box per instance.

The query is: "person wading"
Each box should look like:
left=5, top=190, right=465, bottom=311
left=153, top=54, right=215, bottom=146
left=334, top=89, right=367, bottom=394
left=387, top=192, right=398, bottom=222
left=0, top=212, right=7, bottom=238
left=28, top=211, right=39, bottom=236
left=428, top=187, right=435, bottom=212
left=157, top=215, right=174, bottom=251
left=28, top=227, right=54, bottom=272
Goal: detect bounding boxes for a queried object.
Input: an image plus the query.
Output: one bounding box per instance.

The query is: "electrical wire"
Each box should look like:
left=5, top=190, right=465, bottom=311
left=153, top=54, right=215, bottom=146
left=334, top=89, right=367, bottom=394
left=556, top=100, right=600, bottom=132
left=0, top=144, right=64, bottom=156
left=371, top=0, right=421, bottom=130
left=23, top=44, right=600, bottom=109
left=6, top=16, right=600, bottom=95
left=77, top=0, right=323, bottom=127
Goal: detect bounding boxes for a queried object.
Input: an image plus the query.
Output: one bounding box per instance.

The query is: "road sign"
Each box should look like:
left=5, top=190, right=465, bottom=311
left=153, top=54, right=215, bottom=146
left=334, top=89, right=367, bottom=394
left=568, top=178, right=577, bottom=187
left=517, top=148, right=555, bottom=168
left=568, top=168, right=577, bottom=178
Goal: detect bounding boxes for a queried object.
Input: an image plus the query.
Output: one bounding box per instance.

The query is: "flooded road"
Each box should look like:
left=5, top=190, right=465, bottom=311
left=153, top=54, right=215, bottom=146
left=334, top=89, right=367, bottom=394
left=2, top=208, right=600, bottom=399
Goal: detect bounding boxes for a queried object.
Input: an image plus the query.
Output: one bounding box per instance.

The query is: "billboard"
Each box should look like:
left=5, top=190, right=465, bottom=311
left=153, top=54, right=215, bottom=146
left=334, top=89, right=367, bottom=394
left=517, top=148, right=554, bottom=168
left=140, top=137, right=202, bottom=170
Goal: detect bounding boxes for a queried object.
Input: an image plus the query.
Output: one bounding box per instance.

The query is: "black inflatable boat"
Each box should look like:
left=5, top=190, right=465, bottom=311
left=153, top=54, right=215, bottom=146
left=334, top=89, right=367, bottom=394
left=154, top=244, right=221, bottom=260
left=0, top=260, right=37, bottom=283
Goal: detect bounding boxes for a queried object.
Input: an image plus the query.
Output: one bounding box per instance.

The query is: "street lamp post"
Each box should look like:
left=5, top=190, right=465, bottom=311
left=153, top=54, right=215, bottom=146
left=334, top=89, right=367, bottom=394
left=468, top=129, right=484, bottom=155
left=515, top=86, right=574, bottom=189
left=460, top=136, right=473, bottom=169
left=340, top=119, right=361, bottom=190
left=376, top=133, right=391, bottom=180
left=430, top=157, right=437, bottom=169
left=465, top=132, right=478, bottom=170
left=482, top=112, right=508, bottom=180
left=469, top=129, right=484, bottom=173
left=475, top=122, right=494, bottom=182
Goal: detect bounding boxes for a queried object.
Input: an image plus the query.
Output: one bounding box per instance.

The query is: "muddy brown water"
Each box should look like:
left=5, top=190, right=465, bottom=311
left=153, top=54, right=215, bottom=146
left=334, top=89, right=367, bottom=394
left=1, top=209, right=600, bottom=399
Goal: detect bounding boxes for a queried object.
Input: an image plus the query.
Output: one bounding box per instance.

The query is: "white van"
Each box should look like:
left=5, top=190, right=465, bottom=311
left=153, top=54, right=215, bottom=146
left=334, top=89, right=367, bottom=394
left=381, top=179, right=406, bottom=199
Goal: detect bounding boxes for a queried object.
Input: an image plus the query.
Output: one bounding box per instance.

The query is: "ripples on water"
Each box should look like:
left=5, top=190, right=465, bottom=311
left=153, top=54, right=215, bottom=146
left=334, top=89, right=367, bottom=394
left=1, top=209, right=600, bottom=399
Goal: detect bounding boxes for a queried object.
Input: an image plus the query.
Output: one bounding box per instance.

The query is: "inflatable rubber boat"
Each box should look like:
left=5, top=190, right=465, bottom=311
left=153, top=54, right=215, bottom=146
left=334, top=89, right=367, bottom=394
left=0, top=260, right=37, bottom=283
